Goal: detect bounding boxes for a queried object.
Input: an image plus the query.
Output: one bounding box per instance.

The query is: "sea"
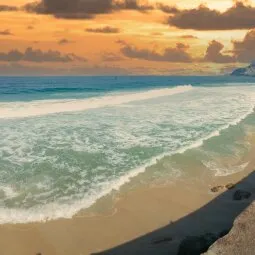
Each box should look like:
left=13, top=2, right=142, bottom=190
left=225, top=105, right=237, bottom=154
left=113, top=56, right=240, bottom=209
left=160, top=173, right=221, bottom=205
left=0, top=75, right=255, bottom=224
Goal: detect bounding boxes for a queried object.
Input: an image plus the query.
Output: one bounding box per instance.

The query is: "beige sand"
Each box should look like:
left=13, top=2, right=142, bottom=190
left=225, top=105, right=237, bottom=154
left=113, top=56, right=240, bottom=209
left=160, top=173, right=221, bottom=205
left=0, top=149, right=254, bottom=255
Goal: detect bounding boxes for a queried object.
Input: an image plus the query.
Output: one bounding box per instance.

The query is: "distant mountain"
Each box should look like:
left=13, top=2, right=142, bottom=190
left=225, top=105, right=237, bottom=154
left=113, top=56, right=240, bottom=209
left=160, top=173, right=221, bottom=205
left=231, top=62, right=255, bottom=77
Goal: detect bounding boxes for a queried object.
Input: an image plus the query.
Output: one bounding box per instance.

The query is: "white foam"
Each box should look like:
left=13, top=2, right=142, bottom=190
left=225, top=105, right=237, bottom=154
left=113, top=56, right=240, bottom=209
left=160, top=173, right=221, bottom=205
left=203, top=161, right=250, bottom=177
left=0, top=104, right=254, bottom=224
left=0, top=85, right=193, bottom=119
left=0, top=185, right=18, bottom=199
left=1, top=85, right=255, bottom=224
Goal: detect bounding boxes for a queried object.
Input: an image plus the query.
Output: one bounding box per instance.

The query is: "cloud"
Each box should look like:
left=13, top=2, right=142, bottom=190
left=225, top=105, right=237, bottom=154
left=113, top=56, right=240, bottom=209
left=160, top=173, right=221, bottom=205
left=67, top=53, right=87, bottom=62
left=204, top=40, right=236, bottom=63
left=27, top=25, right=34, bottom=30
left=119, top=0, right=153, bottom=11
left=24, top=0, right=154, bottom=19
left=58, top=38, right=74, bottom=45
left=167, top=2, right=255, bottom=30
left=23, top=0, right=113, bottom=19
left=0, top=63, right=130, bottom=76
left=151, top=32, right=163, bottom=36
left=86, top=26, right=120, bottom=33
left=116, top=30, right=255, bottom=64
left=156, top=3, right=179, bottom=14
left=0, top=5, right=18, bottom=11
left=202, top=30, right=255, bottom=64
left=101, top=52, right=124, bottom=61
left=119, top=41, right=193, bottom=62
left=232, top=29, right=255, bottom=62
left=179, top=35, right=198, bottom=39
left=0, top=48, right=87, bottom=62
left=0, top=29, right=13, bottom=36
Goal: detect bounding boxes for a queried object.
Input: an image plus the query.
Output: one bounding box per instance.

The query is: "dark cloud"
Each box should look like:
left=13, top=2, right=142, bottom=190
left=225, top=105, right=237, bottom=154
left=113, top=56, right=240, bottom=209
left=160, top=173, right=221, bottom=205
left=27, top=25, right=34, bottom=30
left=167, top=2, right=255, bottom=30
left=58, top=38, right=74, bottom=45
left=232, top=29, right=255, bottom=62
left=24, top=0, right=154, bottom=19
left=117, top=29, right=255, bottom=64
left=202, top=30, right=255, bottom=64
left=117, top=30, right=255, bottom=64
left=119, top=41, right=193, bottom=62
left=156, top=3, right=179, bottom=14
left=101, top=52, right=124, bottom=61
left=179, top=35, right=198, bottom=39
left=86, top=26, right=120, bottom=33
left=151, top=32, right=163, bottom=36
left=24, top=0, right=113, bottom=19
left=119, top=0, right=153, bottom=11
left=0, top=47, right=87, bottom=62
left=67, top=53, right=87, bottom=62
left=204, top=40, right=236, bottom=63
left=0, top=5, right=18, bottom=11
left=0, top=29, right=13, bottom=36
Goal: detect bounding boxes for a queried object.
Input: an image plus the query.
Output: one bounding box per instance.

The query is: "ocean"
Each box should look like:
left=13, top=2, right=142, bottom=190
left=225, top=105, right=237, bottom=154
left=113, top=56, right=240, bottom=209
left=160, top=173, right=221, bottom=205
left=0, top=75, right=255, bottom=224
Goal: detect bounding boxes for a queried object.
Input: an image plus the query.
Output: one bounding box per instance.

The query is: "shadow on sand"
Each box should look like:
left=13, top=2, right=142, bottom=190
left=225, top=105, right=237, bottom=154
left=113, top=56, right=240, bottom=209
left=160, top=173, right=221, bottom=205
left=93, top=171, right=255, bottom=255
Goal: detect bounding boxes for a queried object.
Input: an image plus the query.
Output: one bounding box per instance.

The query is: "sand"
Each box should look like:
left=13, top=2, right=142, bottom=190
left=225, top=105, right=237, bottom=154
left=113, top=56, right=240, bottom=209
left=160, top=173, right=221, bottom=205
left=0, top=150, right=254, bottom=255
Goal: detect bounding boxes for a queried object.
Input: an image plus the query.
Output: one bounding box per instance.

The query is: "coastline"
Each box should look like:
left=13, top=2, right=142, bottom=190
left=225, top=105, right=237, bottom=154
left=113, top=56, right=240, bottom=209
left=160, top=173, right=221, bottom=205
left=0, top=147, right=254, bottom=255
left=1, top=80, right=255, bottom=225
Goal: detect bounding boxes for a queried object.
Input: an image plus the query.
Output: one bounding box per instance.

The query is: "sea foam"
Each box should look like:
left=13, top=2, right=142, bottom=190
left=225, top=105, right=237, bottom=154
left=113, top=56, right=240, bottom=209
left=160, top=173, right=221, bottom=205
left=0, top=85, right=193, bottom=119
left=0, top=103, right=254, bottom=224
left=1, top=85, right=255, bottom=224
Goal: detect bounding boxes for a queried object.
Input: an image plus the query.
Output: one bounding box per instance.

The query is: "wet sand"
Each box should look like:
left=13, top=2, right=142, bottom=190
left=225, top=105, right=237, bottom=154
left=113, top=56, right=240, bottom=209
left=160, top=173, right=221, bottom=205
left=0, top=152, right=254, bottom=255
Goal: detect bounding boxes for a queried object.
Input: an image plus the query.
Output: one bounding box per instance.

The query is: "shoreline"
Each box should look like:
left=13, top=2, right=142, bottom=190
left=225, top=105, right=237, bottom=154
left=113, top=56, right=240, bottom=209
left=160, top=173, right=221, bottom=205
left=0, top=154, right=254, bottom=255
left=1, top=108, right=254, bottom=225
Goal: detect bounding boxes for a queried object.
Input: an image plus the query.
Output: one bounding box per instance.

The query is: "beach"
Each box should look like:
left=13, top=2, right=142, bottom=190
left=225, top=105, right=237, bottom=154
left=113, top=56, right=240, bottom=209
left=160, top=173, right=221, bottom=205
left=0, top=76, right=255, bottom=254
left=1, top=0, right=255, bottom=253
left=0, top=145, right=254, bottom=255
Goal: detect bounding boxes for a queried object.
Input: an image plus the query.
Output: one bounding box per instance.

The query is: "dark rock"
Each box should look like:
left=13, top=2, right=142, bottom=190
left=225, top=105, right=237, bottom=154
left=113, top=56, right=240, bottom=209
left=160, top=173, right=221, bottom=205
left=225, top=183, right=235, bottom=190
left=152, top=236, right=173, bottom=244
left=203, top=202, right=255, bottom=255
left=177, top=233, right=218, bottom=255
left=211, top=186, right=224, bottom=193
left=233, top=190, right=251, bottom=201
left=218, top=229, right=231, bottom=238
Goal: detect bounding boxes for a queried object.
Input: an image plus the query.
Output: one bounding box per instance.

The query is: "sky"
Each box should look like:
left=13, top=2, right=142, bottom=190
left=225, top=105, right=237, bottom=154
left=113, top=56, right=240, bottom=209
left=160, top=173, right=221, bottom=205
left=0, top=0, right=254, bottom=75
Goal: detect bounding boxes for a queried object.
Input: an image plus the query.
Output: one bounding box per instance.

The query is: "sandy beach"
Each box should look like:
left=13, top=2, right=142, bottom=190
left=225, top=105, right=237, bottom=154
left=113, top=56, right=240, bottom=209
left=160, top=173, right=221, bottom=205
left=0, top=147, right=254, bottom=255
left=1, top=1, right=255, bottom=254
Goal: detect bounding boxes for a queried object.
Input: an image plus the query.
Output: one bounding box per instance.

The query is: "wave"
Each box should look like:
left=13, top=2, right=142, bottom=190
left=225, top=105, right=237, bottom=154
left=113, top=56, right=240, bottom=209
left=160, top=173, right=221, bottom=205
left=0, top=85, right=193, bottom=119
left=203, top=161, right=249, bottom=177
left=0, top=103, right=254, bottom=224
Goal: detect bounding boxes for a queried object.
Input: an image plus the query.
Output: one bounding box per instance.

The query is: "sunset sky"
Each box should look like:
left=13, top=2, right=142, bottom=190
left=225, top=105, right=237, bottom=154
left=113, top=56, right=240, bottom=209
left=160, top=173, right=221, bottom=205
left=0, top=0, right=254, bottom=75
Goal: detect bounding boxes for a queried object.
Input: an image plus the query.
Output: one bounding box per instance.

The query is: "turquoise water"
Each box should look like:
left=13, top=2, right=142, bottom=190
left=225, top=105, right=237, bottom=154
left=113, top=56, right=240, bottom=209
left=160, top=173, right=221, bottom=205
left=0, top=76, right=255, bottom=223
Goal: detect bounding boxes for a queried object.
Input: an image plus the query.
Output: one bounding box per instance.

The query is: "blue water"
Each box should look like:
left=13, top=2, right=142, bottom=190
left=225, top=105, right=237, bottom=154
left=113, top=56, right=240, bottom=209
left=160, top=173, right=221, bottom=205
left=0, top=76, right=255, bottom=223
left=1, top=75, right=255, bottom=102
